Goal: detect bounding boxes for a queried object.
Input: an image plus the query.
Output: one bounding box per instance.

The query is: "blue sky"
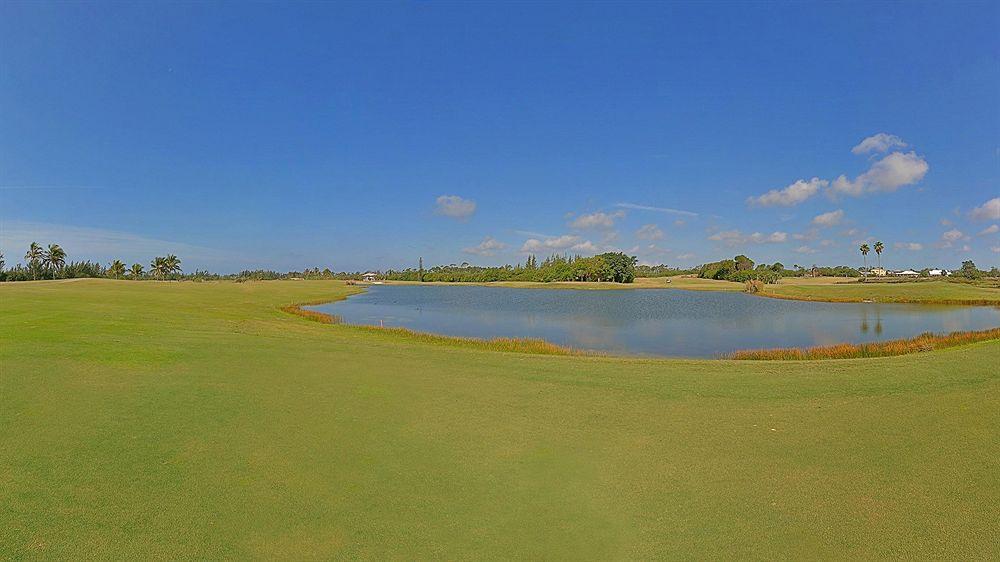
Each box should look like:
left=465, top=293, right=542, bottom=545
left=1, top=1, right=997, bottom=272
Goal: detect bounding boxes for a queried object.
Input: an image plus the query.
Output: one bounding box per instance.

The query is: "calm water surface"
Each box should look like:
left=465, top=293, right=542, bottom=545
left=308, top=285, right=1000, bottom=357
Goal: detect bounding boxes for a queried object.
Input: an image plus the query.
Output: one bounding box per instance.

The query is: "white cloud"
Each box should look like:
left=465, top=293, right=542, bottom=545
left=614, top=202, right=698, bottom=217
left=635, top=224, right=664, bottom=240
left=851, top=133, right=908, bottom=155
left=830, top=151, right=929, bottom=197
left=520, top=234, right=580, bottom=253
left=673, top=219, right=686, bottom=227
left=570, top=210, right=624, bottom=230
left=462, top=236, right=506, bottom=257
left=794, top=245, right=818, bottom=254
left=811, top=209, right=844, bottom=228
left=709, top=230, right=787, bottom=246
left=894, top=242, right=923, bottom=251
left=969, top=198, right=1000, bottom=221
left=434, top=195, right=476, bottom=219
left=747, top=178, right=827, bottom=207
left=942, top=229, right=964, bottom=242
left=978, top=224, right=999, bottom=236
left=676, top=253, right=696, bottom=260
left=991, top=246, right=1000, bottom=253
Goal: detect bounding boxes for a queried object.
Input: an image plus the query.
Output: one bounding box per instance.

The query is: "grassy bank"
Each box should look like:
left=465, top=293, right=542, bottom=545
left=729, top=327, right=1000, bottom=360
left=2, top=279, right=998, bottom=558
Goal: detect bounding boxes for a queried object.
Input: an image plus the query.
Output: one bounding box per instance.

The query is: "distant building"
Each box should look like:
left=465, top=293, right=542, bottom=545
left=928, top=269, right=948, bottom=276
left=362, top=272, right=379, bottom=282
left=870, top=267, right=888, bottom=277
left=895, top=269, right=919, bottom=277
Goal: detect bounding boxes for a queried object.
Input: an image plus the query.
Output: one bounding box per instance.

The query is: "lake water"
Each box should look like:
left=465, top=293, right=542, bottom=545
left=308, top=285, right=1000, bottom=357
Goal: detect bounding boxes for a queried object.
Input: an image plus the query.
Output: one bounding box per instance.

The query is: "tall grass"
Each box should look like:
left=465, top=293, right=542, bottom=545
left=280, top=304, right=342, bottom=324
left=729, top=327, right=1000, bottom=360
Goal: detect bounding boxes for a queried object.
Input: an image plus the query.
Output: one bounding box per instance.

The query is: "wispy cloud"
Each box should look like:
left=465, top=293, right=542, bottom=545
left=635, top=224, right=664, bottom=240
left=708, top=230, right=787, bottom=246
left=614, top=202, right=698, bottom=217
left=894, top=242, right=923, bottom=251
left=0, top=221, right=229, bottom=266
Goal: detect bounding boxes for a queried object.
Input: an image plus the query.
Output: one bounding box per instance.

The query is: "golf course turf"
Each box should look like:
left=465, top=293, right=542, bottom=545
left=2, top=279, right=998, bottom=558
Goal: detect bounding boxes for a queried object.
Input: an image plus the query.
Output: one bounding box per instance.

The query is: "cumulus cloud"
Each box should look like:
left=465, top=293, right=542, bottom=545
left=829, top=151, right=929, bottom=197
left=747, top=135, right=929, bottom=207
left=570, top=210, right=625, bottom=230
left=991, top=246, right=1000, bottom=254
left=978, top=224, right=999, bottom=236
left=434, top=195, right=476, bottom=219
left=969, top=198, right=1000, bottom=221
left=747, top=178, right=827, bottom=207
left=794, top=245, right=818, bottom=254
left=462, top=236, right=506, bottom=257
left=520, top=234, right=580, bottom=253
left=894, top=242, right=923, bottom=251
left=709, top=230, right=787, bottom=246
left=851, top=133, right=908, bottom=155
left=635, top=224, right=664, bottom=240
left=811, top=209, right=844, bottom=228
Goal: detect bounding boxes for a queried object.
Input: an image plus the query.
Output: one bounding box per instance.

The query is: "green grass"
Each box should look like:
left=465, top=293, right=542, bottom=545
left=2, top=279, right=998, bottom=559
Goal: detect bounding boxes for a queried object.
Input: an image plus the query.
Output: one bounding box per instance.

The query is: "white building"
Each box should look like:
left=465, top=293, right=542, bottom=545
left=362, top=272, right=379, bottom=282
left=928, top=269, right=948, bottom=276
left=895, top=269, right=920, bottom=277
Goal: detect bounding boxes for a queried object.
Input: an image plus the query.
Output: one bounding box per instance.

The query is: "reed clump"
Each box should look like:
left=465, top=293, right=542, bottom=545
left=280, top=304, right=342, bottom=324
left=728, top=327, right=1000, bottom=360
left=354, top=325, right=584, bottom=356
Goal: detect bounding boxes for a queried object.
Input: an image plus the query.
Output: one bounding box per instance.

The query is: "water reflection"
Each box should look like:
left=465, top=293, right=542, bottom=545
left=309, top=286, right=1000, bottom=358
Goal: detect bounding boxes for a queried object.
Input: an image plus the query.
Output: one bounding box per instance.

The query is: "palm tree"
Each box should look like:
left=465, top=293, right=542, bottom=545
left=860, top=243, right=870, bottom=281
left=150, top=256, right=168, bottom=279
left=25, top=242, right=43, bottom=280
left=129, top=263, right=144, bottom=278
left=874, top=241, right=884, bottom=269
left=0, top=252, right=5, bottom=273
left=164, top=254, right=182, bottom=276
left=42, top=244, right=66, bottom=277
left=108, top=259, right=126, bottom=279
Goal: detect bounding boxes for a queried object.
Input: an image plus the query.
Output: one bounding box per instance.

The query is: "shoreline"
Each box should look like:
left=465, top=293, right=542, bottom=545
left=282, top=292, right=1000, bottom=362
left=372, top=276, right=1000, bottom=306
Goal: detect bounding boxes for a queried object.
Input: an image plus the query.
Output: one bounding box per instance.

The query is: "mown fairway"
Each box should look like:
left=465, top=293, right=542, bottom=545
left=2, top=280, right=998, bottom=559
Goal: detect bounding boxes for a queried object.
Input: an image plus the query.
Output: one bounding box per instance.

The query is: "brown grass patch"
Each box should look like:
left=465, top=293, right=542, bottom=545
left=728, top=327, right=1000, bottom=360
left=280, top=304, right=342, bottom=324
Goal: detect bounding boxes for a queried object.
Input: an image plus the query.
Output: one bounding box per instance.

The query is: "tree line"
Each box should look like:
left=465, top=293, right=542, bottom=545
left=0, top=242, right=182, bottom=282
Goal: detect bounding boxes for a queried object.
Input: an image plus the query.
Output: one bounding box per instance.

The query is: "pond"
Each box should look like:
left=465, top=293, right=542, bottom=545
left=307, top=285, right=1000, bottom=357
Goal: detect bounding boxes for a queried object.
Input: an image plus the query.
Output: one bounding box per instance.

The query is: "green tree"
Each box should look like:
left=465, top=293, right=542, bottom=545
left=165, top=254, right=182, bottom=276
left=874, top=241, right=884, bottom=269
left=108, top=259, right=126, bottom=279
left=129, top=263, right=144, bottom=278
left=43, top=244, right=66, bottom=277
left=734, top=255, right=754, bottom=271
left=25, top=242, right=43, bottom=280
left=150, top=256, right=168, bottom=279
left=859, top=243, right=870, bottom=276
left=958, top=260, right=980, bottom=279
